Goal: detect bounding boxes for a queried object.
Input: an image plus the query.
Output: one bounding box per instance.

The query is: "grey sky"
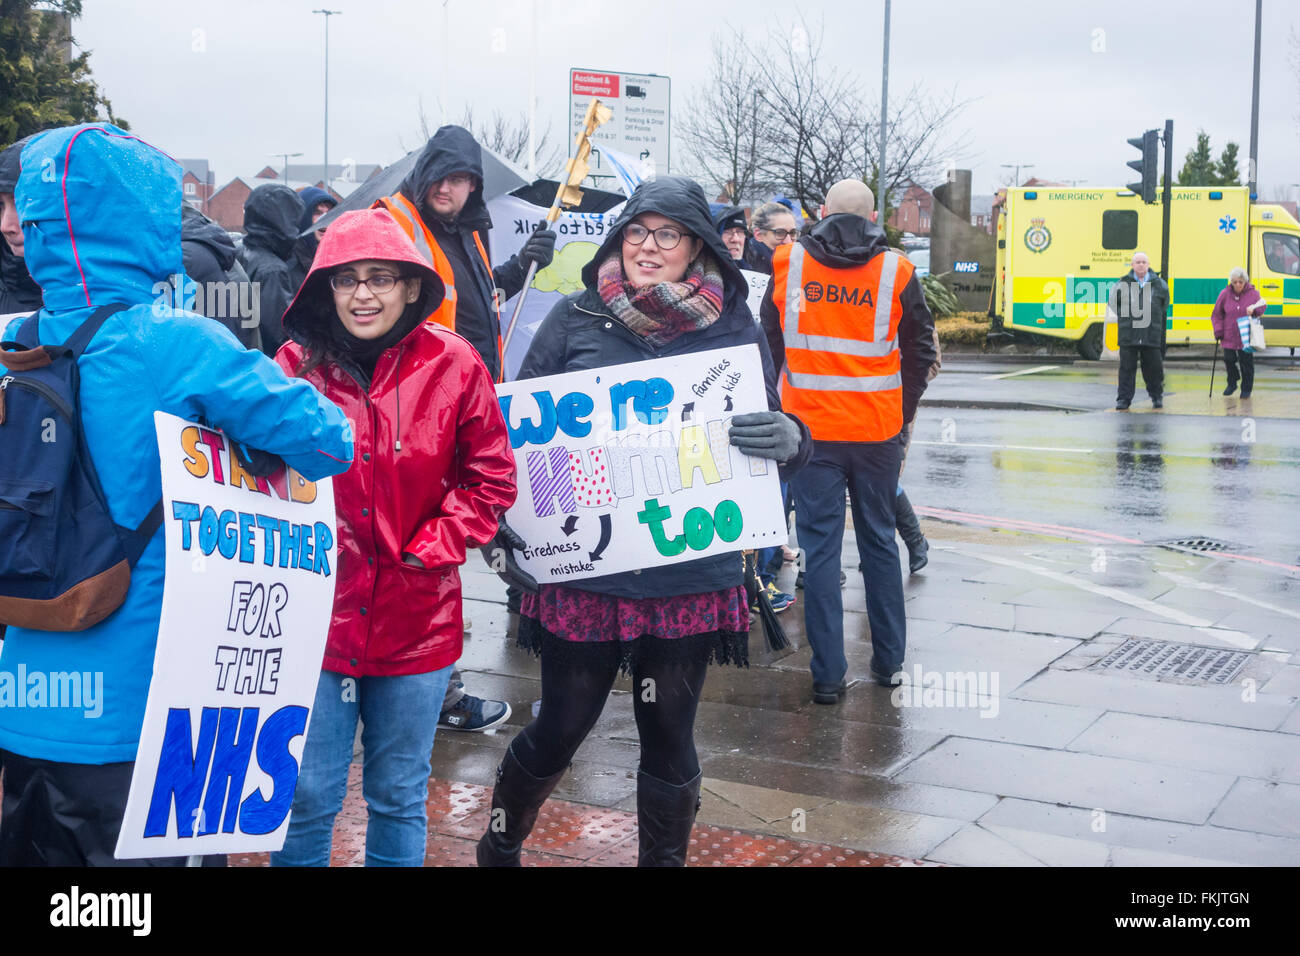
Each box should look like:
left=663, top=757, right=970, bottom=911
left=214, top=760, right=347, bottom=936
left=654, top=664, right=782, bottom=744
left=76, top=0, right=1300, bottom=201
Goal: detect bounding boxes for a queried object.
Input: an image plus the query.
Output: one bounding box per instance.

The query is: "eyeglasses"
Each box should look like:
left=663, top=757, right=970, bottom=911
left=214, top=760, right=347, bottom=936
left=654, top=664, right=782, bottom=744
left=436, top=172, right=474, bottom=189
left=762, top=227, right=799, bottom=241
left=722, top=226, right=747, bottom=237
left=330, top=273, right=403, bottom=294
left=623, top=222, right=687, bottom=251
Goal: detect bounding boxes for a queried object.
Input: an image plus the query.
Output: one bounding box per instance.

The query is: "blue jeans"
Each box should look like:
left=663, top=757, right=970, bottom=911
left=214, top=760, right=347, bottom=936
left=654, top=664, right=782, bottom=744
left=271, top=666, right=453, bottom=867
left=792, top=437, right=905, bottom=685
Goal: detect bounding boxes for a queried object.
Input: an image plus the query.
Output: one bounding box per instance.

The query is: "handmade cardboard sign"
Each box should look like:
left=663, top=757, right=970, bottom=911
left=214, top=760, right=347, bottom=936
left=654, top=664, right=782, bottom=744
left=739, top=269, right=771, bottom=320
left=487, top=194, right=624, bottom=379
left=495, top=344, right=786, bottom=583
left=115, top=412, right=338, bottom=858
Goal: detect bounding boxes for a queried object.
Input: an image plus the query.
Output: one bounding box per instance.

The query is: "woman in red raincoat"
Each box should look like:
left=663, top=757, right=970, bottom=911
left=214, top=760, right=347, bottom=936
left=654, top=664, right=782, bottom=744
left=270, top=207, right=516, bottom=866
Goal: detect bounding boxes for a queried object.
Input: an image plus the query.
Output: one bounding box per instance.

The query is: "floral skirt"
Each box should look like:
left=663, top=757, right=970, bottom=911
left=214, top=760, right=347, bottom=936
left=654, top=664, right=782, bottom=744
left=517, top=584, right=751, bottom=673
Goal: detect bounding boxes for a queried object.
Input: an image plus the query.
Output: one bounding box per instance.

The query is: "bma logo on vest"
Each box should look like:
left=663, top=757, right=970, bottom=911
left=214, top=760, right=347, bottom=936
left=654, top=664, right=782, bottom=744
left=803, top=281, right=874, bottom=306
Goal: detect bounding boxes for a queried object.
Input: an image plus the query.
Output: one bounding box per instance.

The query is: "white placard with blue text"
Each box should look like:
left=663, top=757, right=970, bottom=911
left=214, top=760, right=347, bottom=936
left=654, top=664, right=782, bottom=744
left=115, top=412, right=338, bottom=858
left=495, top=344, right=785, bottom=583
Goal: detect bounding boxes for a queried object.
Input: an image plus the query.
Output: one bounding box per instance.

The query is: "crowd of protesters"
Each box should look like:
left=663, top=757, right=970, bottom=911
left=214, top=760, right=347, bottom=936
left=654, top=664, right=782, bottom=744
left=0, top=119, right=943, bottom=868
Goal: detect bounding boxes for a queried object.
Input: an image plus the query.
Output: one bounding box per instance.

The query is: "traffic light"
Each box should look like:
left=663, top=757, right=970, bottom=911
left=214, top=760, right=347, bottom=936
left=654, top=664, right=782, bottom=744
left=1126, top=130, right=1159, bottom=204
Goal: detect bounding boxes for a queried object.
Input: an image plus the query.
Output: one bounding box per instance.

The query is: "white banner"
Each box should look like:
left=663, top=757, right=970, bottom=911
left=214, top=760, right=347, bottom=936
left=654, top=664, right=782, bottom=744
left=115, top=412, right=338, bottom=859
left=488, top=194, right=624, bottom=380
left=740, top=269, right=771, bottom=320
left=495, top=345, right=785, bottom=583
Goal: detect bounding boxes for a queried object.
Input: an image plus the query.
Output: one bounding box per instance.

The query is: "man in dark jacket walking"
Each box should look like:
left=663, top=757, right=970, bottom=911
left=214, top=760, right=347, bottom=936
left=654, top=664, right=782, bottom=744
left=0, top=137, right=43, bottom=316
left=1109, top=251, right=1167, bottom=410
left=376, top=125, right=555, bottom=382
left=181, top=204, right=261, bottom=350
left=761, top=179, right=937, bottom=703
left=238, top=183, right=304, bottom=356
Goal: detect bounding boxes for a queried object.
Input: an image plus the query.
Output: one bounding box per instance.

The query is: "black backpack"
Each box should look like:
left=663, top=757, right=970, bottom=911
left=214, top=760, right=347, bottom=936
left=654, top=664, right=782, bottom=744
left=0, top=304, right=162, bottom=630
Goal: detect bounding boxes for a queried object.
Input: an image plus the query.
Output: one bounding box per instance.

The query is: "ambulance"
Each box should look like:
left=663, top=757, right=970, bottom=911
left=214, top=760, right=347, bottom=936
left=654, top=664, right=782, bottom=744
left=991, top=186, right=1300, bottom=359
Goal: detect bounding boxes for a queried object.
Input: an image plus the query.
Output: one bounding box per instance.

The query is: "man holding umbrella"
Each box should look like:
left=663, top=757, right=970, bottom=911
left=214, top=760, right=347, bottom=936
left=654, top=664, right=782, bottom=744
left=377, top=125, right=556, bottom=382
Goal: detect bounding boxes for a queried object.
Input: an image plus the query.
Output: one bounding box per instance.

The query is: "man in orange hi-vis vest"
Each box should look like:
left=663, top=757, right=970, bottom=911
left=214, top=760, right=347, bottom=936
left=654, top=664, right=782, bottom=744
left=761, top=179, right=937, bottom=704
left=375, top=125, right=556, bottom=383
left=377, top=125, right=556, bottom=733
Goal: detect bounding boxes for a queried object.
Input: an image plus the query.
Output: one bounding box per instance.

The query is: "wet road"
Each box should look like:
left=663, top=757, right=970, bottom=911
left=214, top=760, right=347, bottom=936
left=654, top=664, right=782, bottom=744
left=906, top=406, right=1300, bottom=568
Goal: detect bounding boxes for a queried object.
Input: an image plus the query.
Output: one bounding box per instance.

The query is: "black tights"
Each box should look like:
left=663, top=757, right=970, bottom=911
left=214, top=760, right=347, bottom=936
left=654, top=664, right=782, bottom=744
left=511, top=651, right=708, bottom=785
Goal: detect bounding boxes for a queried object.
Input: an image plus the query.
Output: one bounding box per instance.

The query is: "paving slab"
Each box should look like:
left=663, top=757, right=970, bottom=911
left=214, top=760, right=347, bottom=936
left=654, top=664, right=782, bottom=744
left=1282, top=703, right=1300, bottom=735
left=904, top=595, right=1018, bottom=630
left=1011, top=604, right=1119, bottom=638
left=701, top=777, right=964, bottom=858
left=1262, top=666, right=1300, bottom=697
left=1208, top=779, right=1300, bottom=839
left=896, top=738, right=1236, bottom=824
left=1010, top=668, right=1295, bottom=730
left=826, top=681, right=1102, bottom=749
left=698, top=752, right=998, bottom=821
left=1067, top=712, right=1300, bottom=784
left=978, top=797, right=1300, bottom=866
left=1101, top=617, right=1257, bottom=650
left=929, top=823, right=1112, bottom=867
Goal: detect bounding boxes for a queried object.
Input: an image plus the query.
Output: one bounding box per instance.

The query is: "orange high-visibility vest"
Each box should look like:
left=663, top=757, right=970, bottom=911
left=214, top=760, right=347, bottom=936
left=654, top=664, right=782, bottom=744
left=771, top=241, right=911, bottom=442
left=375, top=192, right=505, bottom=381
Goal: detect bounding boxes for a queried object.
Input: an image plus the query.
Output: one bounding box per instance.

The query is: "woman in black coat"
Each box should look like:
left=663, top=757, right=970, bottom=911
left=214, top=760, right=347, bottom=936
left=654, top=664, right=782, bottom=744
left=477, top=176, right=811, bottom=867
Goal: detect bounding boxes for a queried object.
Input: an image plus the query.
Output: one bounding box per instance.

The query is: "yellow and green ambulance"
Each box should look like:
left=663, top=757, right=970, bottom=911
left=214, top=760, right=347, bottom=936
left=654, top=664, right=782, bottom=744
left=992, top=186, right=1300, bottom=359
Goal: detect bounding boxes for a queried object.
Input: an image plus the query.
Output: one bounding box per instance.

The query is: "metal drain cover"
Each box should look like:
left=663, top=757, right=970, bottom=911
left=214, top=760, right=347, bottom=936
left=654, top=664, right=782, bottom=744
left=1156, top=537, right=1235, bottom=553
left=1092, top=638, right=1248, bottom=684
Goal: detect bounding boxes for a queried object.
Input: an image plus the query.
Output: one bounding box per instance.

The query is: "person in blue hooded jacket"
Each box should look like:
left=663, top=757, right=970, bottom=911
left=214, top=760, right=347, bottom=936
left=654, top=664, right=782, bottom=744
left=0, top=124, right=354, bottom=867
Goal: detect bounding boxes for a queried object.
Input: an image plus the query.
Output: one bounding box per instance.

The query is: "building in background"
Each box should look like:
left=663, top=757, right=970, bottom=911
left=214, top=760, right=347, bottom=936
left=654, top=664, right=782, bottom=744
left=888, top=180, right=934, bottom=236
left=179, top=159, right=216, bottom=215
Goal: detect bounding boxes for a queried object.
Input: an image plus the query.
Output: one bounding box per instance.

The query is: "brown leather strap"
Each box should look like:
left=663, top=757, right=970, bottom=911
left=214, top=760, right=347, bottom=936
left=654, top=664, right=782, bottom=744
left=0, top=347, right=54, bottom=371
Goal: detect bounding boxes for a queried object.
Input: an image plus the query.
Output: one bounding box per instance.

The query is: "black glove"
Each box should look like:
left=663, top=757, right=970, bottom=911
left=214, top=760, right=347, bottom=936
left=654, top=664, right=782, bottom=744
left=728, top=411, right=801, bottom=463
left=231, top=440, right=284, bottom=477
left=519, top=225, right=557, bottom=270
left=480, top=520, right=538, bottom=594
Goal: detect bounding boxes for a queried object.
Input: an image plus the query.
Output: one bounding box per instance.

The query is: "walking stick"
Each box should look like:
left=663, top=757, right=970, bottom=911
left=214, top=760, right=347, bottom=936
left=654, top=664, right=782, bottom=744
left=501, top=98, right=613, bottom=364
left=1209, top=341, right=1219, bottom=396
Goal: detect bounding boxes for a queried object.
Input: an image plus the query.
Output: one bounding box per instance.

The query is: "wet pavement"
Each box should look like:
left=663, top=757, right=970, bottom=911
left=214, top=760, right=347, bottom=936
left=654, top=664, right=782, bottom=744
left=316, top=356, right=1300, bottom=866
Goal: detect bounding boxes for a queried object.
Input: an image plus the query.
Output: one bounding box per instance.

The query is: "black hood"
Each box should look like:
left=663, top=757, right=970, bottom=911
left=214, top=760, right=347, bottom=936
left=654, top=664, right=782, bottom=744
left=243, top=183, right=305, bottom=259
left=181, top=204, right=238, bottom=272
left=579, top=176, right=747, bottom=300
left=713, top=205, right=747, bottom=234
left=398, top=125, right=491, bottom=234
left=0, top=135, right=35, bottom=194
left=1, top=242, right=42, bottom=310
left=800, top=213, right=892, bottom=268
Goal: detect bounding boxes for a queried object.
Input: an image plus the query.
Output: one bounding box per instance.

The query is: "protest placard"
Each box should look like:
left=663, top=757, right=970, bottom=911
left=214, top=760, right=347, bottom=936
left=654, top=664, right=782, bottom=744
left=495, top=344, right=786, bottom=583
left=740, top=269, right=771, bottom=320
left=114, top=412, right=338, bottom=859
left=487, top=194, right=624, bottom=378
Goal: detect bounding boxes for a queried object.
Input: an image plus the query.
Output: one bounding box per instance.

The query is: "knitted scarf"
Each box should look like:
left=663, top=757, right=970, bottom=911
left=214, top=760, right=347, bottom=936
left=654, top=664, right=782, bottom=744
left=595, top=250, right=725, bottom=347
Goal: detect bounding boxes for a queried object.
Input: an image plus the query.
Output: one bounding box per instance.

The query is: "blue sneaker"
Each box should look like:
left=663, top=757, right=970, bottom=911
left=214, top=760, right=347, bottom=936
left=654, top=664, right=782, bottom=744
left=764, top=581, right=796, bottom=613
left=439, top=694, right=512, bottom=732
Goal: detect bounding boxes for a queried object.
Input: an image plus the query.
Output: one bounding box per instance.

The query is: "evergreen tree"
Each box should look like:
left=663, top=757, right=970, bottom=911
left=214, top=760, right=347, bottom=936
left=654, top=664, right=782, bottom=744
left=1177, top=130, right=1217, bottom=186
left=0, top=0, right=127, bottom=146
left=1216, top=141, right=1241, bottom=185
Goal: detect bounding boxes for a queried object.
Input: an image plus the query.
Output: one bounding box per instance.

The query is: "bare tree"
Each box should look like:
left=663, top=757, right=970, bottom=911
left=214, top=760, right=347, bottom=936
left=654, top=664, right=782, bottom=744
left=401, top=98, right=562, bottom=177
left=457, top=107, right=563, bottom=178
left=681, top=17, right=971, bottom=217
left=678, top=33, right=773, bottom=203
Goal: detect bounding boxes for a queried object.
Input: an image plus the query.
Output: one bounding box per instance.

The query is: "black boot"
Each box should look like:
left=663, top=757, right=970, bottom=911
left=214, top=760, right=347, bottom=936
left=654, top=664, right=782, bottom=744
left=476, top=744, right=565, bottom=866
left=636, top=770, right=701, bottom=867
left=894, top=489, right=929, bottom=573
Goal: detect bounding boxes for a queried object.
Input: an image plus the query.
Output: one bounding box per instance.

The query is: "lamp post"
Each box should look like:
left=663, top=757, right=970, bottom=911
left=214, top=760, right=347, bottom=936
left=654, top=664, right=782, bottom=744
left=878, top=0, right=891, bottom=211
left=271, top=151, right=303, bottom=183
left=1001, top=162, right=1034, bottom=186
left=312, top=9, right=341, bottom=186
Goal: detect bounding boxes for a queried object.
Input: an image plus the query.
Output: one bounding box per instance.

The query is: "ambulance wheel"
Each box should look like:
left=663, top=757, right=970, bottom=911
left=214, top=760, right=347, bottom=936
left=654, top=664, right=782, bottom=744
left=1077, top=324, right=1103, bottom=361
